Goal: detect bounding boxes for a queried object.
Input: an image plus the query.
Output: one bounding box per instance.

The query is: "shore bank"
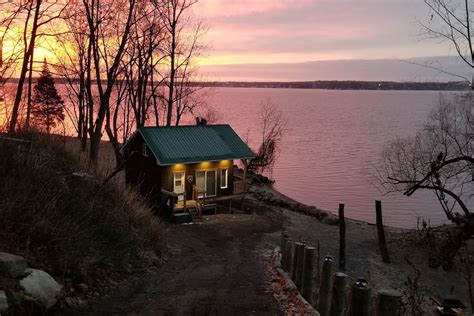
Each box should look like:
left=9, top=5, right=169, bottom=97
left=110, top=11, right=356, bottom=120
left=247, top=180, right=472, bottom=313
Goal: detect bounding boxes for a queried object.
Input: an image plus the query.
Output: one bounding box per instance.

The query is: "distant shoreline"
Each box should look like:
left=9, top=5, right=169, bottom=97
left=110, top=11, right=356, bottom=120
left=207, top=80, right=469, bottom=91
left=3, top=78, right=470, bottom=91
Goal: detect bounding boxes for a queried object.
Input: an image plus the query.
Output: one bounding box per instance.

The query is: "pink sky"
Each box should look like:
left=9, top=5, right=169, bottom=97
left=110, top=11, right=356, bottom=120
left=193, top=0, right=463, bottom=80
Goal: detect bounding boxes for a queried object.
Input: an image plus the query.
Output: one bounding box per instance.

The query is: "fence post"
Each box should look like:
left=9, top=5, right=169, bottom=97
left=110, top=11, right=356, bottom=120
left=285, top=240, right=294, bottom=273
left=291, top=242, right=304, bottom=281
left=281, top=235, right=289, bottom=270
left=330, top=272, right=348, bottom=316
left=281, top=230, right=288, bottom=250
left=350, top=278, right=372, bottom=316
left=375, top=200, right=390, bottom=263
left=295, top=242, right=306, bottom=290
left=338, top=203, right=346, bottom=270
left=302, top=246, right=316, bottom=304
left=377, top=289, right=401, bottom=316
left=318, top=255, right=334, bottom=316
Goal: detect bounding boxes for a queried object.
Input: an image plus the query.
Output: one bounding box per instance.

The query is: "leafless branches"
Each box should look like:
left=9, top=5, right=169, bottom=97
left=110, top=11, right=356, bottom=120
left=382, top=93, right=473, bottom=220
left=248, top=98, right=288, bottom=175
left=420, top=0, right=474, bottom=85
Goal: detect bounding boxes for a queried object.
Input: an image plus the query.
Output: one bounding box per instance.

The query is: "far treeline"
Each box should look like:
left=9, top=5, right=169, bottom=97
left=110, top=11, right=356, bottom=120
left=3, top=79, right=469, bottom=91
left=211, top=80, right=470, bottom=91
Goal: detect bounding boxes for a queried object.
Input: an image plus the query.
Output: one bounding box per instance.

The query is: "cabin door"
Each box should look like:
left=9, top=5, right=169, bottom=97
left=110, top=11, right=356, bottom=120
left=173, top=172, right=185, bottom=201
left=196, top=170, right=217, bottom=198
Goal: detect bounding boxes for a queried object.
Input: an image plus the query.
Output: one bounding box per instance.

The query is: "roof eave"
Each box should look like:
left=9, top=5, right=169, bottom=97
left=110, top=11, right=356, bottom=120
left=157, top=155, right=256, bottom=166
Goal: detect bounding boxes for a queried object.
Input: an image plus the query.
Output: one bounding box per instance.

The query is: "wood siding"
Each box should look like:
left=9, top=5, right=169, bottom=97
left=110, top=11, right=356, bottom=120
left=124, top=133, right=236, bottom=213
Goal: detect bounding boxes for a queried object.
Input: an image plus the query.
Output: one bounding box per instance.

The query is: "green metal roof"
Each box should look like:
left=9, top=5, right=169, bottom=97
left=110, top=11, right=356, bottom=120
left=137, top=125, right=255, bottom=165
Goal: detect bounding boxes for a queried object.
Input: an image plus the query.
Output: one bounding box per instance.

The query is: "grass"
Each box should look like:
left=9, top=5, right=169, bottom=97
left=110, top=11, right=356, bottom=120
left=0, top=132, right=166, bottom=300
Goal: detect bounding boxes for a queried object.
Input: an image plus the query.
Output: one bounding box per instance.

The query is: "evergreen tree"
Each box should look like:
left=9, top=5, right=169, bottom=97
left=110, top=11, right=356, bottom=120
left=31, top=59, right=64, bottom=134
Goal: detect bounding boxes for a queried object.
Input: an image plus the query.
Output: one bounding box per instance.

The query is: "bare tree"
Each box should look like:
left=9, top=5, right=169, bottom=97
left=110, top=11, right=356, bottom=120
left=53, top=2, right=90, bottom=150
left=381, top=93, right=473, bottom=265
left=248, top=98, right=288, bottom=175
left=420, top=0, right=474, bottom=85
left=155, top=0, right=207, bottom=126
left=6, top=0, right=67, bottom=133
left=82, top=0, right=137, bottom=166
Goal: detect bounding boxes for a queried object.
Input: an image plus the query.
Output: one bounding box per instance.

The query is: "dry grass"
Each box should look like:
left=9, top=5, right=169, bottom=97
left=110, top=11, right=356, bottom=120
left=0, top=132, right=166, bottom=290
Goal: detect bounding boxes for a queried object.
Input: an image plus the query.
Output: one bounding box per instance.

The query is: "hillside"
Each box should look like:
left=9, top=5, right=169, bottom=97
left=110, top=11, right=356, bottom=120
left=0, top=133, right=166, bottom=314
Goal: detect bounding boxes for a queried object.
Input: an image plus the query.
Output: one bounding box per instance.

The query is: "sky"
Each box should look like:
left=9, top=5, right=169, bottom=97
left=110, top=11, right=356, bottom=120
left=193, top=0, right=469, bottom=81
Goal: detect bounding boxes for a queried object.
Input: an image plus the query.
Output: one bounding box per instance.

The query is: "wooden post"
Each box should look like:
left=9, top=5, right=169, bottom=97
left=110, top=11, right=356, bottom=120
left=301, top=246, right=316, bottom=304
left=350, top=278, right=372, bottom=316
left=318, top=255, right=334, bottom=316
left=183, top=192, right=187, bottom=211
left=338, top=203, right=346, bottom=271
left=242, top=159, right=248, bottom=193
left=281, top=235, right=289, bottom=270
left=295, top=242, right=306, bottom=290
left=330, top=272, right=348, bottom=316
left=375, top=200, right=390, bottom=263
left=281, top=230, right=288, bottom=252
left=377, top=289, right=401, bottom=316
left=291, top=242, right=304, bottom=281
left=285, top=240, right=294, bottom=273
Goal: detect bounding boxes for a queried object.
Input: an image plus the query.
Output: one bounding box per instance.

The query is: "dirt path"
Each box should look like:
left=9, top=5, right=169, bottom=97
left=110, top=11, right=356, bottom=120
left=83, top=212, right=284, bottom=316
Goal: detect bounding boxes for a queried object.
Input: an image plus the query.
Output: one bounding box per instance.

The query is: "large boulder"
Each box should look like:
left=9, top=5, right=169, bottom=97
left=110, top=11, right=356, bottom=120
left=0, top=252, right=27, bottom=278
left=19, top=269, right=61, bottom=309
left=0, top=290, right=8, bottom=313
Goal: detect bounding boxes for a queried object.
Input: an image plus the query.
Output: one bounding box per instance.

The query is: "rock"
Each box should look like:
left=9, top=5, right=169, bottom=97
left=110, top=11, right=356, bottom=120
left=317, top=210, right=331, bottom=219
left=20, top=268, right=61, bottom=309
left=0, top=252, right=27, bottom=278
left=322, top=215, right=339, bottom=225
left=0, top=290, right=8, bottom=313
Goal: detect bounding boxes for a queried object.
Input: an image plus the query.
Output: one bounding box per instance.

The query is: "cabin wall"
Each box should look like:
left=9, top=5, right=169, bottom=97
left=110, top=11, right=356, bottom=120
left=124, top=134, right=162, bottom=205
left=161, top=160, right=234, bottom=199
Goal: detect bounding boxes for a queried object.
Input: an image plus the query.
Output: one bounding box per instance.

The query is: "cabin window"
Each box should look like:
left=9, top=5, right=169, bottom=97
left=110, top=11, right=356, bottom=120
left=196, top=170, right=217, bottom=198
left=220, top=169, right=228, bottom=189
left=142, top=143, right=148, bottom=156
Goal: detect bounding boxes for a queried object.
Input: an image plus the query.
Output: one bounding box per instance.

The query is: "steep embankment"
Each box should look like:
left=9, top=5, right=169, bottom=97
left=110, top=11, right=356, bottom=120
left=0, top=134, right=166, bottom=314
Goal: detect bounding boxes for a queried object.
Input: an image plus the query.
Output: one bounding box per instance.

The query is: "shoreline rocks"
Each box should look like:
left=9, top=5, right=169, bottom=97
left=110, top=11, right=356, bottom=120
left=20, top=268, right=62, bottom=309
left=0, top=252, right=63, bottom=313
left=0, top=252, right=28, bottom=278
left=249, top=186, right=339, bottom=225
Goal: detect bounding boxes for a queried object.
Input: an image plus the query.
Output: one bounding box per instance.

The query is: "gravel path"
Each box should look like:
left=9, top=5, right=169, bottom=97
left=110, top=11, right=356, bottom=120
left=84, top=213, right=284, bottom=316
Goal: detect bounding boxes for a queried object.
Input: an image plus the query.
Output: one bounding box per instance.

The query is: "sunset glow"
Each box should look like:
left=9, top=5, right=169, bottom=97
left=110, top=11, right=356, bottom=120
left=192, top=0, right=455, bottom=79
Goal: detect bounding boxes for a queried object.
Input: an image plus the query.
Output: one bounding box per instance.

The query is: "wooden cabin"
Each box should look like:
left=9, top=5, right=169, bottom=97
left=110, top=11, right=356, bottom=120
left=121, top=123, right=255, bottom=221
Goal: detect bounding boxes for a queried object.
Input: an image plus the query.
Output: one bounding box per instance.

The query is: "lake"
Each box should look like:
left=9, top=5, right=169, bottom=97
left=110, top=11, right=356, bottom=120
left=1, top=84, right=465, bottom=228
left=208, top=88, right=459, bottom=228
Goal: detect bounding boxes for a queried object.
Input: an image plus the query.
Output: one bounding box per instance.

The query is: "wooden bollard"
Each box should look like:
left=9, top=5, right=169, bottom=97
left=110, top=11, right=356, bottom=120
left=281, top=235, right=289, bottom=270
left=295, top=242, right=306, bottom=290
left=318, top=255, right=334, bottom=316
left=377, top=289, right=401, bottom=316
left=338, top=203, right=346, bottom=271
left=285, top=240, right=294, bottom=273
left=291, top=242, right=304, bottom=281
left=375, top=201, right=390, bottom=263
left=281, top=230, right=288, bottom=250
left=350, top=278, right=372, bottom=316
left=330, top=272, right=348, bottom=316
left=301, top=246, right=316, bottom=303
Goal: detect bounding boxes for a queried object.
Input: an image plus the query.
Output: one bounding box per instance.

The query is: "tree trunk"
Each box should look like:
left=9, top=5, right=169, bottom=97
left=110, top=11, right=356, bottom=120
left=25, top=51, right=35, bottom=130
left=8, top=0, right=41, bottom=133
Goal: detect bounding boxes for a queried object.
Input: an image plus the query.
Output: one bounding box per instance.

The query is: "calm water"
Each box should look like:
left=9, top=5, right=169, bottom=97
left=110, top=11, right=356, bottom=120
left=209, top=88, right=454, bottom=228
left=2, top=84, right=462, bottom=228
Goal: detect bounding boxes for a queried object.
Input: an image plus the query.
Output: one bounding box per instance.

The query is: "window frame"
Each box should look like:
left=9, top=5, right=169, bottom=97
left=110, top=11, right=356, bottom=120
left=220, top=168, right=228, bottom=189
